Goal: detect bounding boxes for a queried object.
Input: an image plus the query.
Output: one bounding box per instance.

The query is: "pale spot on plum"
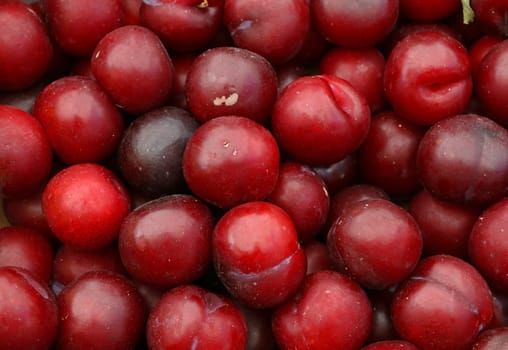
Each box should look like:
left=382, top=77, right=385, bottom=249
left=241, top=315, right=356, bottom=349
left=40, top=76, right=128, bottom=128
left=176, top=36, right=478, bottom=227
left=213, top=93, right=239, bottom=106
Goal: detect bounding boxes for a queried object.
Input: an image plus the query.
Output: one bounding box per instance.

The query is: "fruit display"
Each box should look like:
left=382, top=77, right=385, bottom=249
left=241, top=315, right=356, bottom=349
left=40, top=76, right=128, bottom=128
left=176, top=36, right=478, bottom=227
left=2, top=0, right=508, bottom=349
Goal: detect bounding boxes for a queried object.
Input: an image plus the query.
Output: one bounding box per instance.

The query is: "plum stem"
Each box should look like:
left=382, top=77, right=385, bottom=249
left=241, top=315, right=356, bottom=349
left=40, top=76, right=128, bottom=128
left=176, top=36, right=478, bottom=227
left=461, top=0, right=475, bottom=24
left=197, top=0, right=208, bottom=8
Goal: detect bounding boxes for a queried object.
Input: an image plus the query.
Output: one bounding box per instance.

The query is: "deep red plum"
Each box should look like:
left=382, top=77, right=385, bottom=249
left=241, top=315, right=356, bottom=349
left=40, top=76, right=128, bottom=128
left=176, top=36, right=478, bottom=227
left=0, top=1, right=53, bottom=91
left=183, top=116, right=280, bottom=209
left=384, top=30, right=472, bottom=125
left=44, top=0, right=122, bottom=56
left=91, top=25, right=175, bottom=115
left=140, top=0, right=224, bottom=53
left=271, top=75, right=371, bottom=166
left=0, top=226, right=53, bottom=282
left=118, top=194, right=214, bottom=288
left=416, top=114, right=508, bottom=207
left=33, top=76, right=124, bottom=164
left=56, top=271, right=146, bottom=350
left=212, top=201, right=306, bottom=309
left=310, top=0, right=399, bottom=48
left=266, top=162, right=330, bottom=243
left=358, top=111, right=425, bottom=198
left=0, top=105, right=53, bottom=198
left=146, top=285, right=248, bottom=350
left=391, top=255, right=494, bottom=349
left=42, top=163, right=131, bottom=250
left=0, top=266, right=59, bottom=350
left=327, top=198, right=422, bottom=290
left=272, top=270, right=373, bottom=350
left=409, top=189, right=480, bottom=258
left=185, top=46, right=278, bottom=124
left=469, top=197, right=508, bottom=292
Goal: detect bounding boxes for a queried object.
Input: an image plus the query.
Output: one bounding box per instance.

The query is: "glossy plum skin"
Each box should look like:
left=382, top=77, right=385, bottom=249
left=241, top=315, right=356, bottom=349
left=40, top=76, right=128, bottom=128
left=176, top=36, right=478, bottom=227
left=224, top=0, right=309, bottom=64
left=384, top=30, right=472, bottom=125
left=469, top=197, right=508, bottom=292
left=0, top=226, right=53, bottom=282
left=409, top=189, right=480, bottom=258
left=0, top=266, right=59, bottom=350
left=140, top=0, right=224, bottom=53
left=323, top=184, right=389, bottom=236
left=33, top=76, right=124, bottom=164
left=169, top=53, right=197, bottom=109
left=185, top=47, right=278, bottom=124
left=327, top=198, right=423, bottom=290
left=469, top=35, right=503, bottom=80
left=146, top=285, right=247, bottom=350
left=118, top=194, right=214, bottom=288
left=272, top=270, right=373, bottom=350
left=42, top=163, right=131, bottom=250
left=399, top=0, right=460, bottom=21
left=117, top=106, right=199, bottom=197
left=266, top=162, right=330, bottom=243
left=44, top=0, right=123, bottom=56
left=2, top=187, right=52, bottom=238
left=416, top=114, right=508, bottom=207
left=471, top=327, right=508, bottom=349
left=91, top=25, right=175, bottom=115
left=0, top=105, right=53, bottom=198
left=0, top=1, right=53, bottom=91
left=476, top=40, right=508, bottom=127
left=320, top=47, right=387, bottom=113
left=391, top=255, right=494, bottom=350
left=183, top=116, right=280, bottom=209
left=310, top=0, right=399, bottom=48
left=382, top=22, right=463, bottom=55
left=53, top=244, right=127, bottom=286
left=471, top=0, right=508, bottom=37
left=271, top=75, right=371, bottom=166
left=358, top=111, right=425, bottom=199
left=56, top=271, right=146, bottom=350
left=120, top=0, right=142, bottom=25
left=212, top=201, right=306, bottom=309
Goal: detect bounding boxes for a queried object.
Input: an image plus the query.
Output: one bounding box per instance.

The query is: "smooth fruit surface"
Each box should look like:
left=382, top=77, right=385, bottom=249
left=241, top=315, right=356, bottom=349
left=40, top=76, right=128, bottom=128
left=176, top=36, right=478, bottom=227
left=91, top=25, right=174, bottom=114
left=384, top=30, right=472, bottom=125
left=42, top=163, right=131, bottom=250
left=469, top=197, right=508, bottom=291
left=118, top=194, right=214, bottom=287
left=416, top=114, right=508, bottom=207
left=33, top=76, right=124, bottom=164
left=328, top=198, right=422, bottom=289
left=391, top=255, right=494, bottom=350
left=0, top=105, right=53, bottom=197
left=185, top=46, right=278, bottom=124
left=272, top=270, right=373, bottom=350
left=146, top=285, right=247, bottom=350
left=0, top=266, right=59, bottom=350
left=271, top=75, right=370, bottom=166
left=213, top=201, right=306, bottom=308
left=183, top=116, right=280, bottom=209
left=56, top=271, right=146, bottom=350
left=0, top=1, right=53, bottom=91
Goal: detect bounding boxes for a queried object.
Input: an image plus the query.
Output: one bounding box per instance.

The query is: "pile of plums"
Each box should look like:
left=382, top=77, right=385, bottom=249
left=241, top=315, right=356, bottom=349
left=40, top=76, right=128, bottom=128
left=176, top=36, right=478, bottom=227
left=2, top=0, right=508, bottom=349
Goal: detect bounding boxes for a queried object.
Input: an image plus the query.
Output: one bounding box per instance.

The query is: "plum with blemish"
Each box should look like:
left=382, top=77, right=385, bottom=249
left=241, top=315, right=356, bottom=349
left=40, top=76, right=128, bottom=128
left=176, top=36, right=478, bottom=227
left=185, top=46, right=277, bottom=124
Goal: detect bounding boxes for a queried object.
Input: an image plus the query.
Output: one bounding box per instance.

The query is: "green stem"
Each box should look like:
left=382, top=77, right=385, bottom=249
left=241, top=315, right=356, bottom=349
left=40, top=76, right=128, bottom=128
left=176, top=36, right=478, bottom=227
left=462, top=0, right=475, bottom=24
